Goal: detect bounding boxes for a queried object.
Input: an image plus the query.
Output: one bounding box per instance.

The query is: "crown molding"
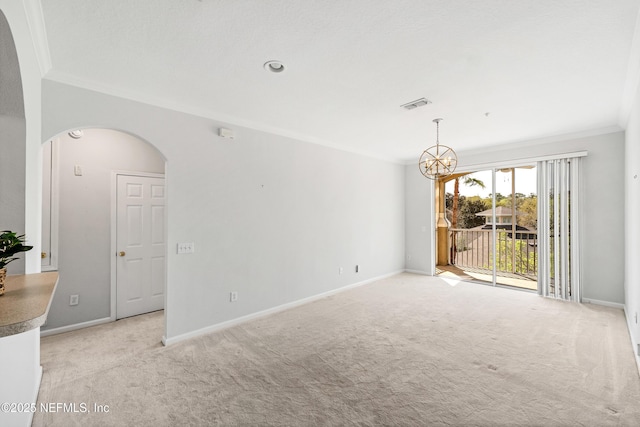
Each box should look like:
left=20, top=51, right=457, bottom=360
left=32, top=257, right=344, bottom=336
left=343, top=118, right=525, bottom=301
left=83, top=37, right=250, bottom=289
left=22, top=0, right=51, bottom=76
left=43, top=71, right=405, bottom=165
left=402, top=125, right=622, bottom=166
left=619, top=5, right=640, bottom=128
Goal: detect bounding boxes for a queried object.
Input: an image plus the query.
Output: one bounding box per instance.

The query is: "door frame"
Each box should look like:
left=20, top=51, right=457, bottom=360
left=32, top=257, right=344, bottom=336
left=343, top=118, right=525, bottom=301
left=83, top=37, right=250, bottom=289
left=110, top=170, right=166, bottom=321
left=41, top=138, right=61, bottom=272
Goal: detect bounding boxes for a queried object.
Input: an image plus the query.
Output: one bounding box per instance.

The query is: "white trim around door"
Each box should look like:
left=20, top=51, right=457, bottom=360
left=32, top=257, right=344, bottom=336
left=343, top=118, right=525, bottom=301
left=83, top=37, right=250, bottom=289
left=110, top=171, right=166, bottom=321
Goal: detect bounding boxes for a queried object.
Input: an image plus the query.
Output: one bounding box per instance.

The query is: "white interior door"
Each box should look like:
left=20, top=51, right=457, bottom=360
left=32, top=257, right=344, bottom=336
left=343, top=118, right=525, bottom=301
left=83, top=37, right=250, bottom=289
left=116, top=174, right=166, bottom=319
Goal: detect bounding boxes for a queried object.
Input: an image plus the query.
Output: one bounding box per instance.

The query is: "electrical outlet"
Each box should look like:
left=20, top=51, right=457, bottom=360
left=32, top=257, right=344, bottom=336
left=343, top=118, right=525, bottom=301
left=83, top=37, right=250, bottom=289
left=339, top=267, right=343, bottom=275
left=69, top=294, right=79, bottom=306
left=230, top=291, right=238, bottom=302
left=74, top=165, right=82, bottom=176
left=355, top=265, right=359, bottom=273
left=177, top=242, right=195, bottom=254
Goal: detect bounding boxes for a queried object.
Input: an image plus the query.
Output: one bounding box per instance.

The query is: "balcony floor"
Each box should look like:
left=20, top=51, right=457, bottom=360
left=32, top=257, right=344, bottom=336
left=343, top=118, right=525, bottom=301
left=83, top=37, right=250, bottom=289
left=436, top=264, right=537, bottom=291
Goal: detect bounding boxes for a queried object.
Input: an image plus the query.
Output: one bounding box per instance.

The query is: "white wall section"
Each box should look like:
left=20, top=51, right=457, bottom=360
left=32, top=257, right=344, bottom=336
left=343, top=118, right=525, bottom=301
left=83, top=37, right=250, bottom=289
left=41, top=80, right=406, bottom=340
left=624, top=71, right=640, bottom=371
left=404, top=165, right=433, bottom=275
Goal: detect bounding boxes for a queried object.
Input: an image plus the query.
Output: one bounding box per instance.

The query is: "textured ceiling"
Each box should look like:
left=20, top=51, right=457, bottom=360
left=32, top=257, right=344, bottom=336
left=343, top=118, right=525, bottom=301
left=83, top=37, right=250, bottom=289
left=40, top=0, right=640, bottom=161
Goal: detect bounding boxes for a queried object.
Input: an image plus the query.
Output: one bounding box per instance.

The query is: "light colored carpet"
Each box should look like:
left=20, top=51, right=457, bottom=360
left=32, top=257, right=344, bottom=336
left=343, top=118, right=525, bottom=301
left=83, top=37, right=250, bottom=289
left=34, top=273, right=640, bottom=426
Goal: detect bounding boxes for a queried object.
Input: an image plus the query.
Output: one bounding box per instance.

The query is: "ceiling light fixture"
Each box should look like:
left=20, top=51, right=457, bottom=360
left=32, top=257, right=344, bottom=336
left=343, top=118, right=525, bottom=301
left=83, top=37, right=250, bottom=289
left=418, top=118, right=457, bottom=180
left=264, top=60, right=285, bottom=73
left=68, top=130, right=84, bottom=139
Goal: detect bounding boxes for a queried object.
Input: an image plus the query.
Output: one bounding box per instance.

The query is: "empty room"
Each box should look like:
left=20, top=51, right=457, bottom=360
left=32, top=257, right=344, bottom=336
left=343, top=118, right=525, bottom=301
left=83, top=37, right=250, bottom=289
left=1, top=1, right=640, bottom=426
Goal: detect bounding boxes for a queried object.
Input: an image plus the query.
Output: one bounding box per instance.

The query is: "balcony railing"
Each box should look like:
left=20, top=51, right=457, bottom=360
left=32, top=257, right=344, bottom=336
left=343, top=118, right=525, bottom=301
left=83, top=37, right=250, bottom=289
left=449, top=228, right=538, bottom=279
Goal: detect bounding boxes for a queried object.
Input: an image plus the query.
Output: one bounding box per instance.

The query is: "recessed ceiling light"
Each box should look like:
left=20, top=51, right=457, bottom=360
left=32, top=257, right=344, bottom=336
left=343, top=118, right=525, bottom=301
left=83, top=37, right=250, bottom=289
left=68, top=130, right=84, bottom=139
left=264, top=60, right=285, bottom=73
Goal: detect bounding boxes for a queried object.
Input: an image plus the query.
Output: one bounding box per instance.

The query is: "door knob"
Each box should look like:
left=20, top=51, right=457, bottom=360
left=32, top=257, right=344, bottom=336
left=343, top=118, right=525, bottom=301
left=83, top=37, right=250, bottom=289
left=119, top=251, right=126, bottom=257
left=41, top=252, right=47, bottom=259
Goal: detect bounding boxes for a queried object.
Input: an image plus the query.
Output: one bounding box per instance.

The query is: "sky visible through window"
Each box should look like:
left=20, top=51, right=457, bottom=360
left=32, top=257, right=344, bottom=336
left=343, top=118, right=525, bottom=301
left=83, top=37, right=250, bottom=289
left=454, top=167, right=537, bottom=198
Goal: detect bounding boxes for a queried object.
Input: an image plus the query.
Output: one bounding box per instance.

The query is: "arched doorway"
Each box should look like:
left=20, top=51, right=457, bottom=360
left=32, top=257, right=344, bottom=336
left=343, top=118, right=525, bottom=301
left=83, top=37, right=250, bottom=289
left=40, top=128, right=167, bottom=337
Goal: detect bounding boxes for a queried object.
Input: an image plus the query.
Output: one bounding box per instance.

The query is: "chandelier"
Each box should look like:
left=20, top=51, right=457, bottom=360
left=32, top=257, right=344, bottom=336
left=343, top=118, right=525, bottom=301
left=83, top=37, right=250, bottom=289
left=418, top=118, right=457, bottom=180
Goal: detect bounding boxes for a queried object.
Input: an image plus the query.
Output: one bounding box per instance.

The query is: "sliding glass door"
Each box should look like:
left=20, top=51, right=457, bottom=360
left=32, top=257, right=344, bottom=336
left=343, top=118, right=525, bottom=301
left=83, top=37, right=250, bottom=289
left=443, top=169, right=494, bottom=285
left=438, top=165, right=538, bottom=290
left=436, top=154, right=583, bottom=300
left=492, top=167, right=538, bottom=289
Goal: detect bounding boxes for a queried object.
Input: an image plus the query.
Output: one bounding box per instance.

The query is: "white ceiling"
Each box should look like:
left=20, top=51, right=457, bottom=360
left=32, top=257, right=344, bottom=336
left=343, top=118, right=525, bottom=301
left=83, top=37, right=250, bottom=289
left=39, top=0, right=640, bottom=162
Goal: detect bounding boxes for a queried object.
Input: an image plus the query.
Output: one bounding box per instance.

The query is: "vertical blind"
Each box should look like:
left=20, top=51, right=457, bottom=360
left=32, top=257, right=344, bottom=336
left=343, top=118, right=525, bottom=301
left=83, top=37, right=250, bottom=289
left=537, top=157, right=582, bottom=301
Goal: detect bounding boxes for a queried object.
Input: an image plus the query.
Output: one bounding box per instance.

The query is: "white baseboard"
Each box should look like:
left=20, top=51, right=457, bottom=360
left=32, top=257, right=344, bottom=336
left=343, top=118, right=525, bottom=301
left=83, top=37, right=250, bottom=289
left=404, top=269, right=433, bottom=276
left=624, top=305, right=640, bottom=377
left=40, top=317, right=113, bottom=337
left=163, top=270, right=404, bottom=346
left=582, top=298, right=625, bottom=310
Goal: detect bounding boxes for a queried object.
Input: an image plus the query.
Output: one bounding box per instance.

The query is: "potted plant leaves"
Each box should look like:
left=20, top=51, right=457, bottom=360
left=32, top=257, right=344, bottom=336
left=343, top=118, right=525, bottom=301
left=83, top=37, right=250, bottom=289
left=0, top=231, right=33, bottom=296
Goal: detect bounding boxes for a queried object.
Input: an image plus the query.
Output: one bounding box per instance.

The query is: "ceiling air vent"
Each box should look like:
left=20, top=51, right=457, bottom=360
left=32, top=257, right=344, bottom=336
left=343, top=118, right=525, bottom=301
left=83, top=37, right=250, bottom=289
left=401, top=98, right=432, bottom=110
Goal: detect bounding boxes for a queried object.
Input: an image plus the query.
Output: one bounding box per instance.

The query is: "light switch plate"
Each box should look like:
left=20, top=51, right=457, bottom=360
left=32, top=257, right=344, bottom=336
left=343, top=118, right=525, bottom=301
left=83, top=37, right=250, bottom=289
left=177, top=242, right=195, bottom=254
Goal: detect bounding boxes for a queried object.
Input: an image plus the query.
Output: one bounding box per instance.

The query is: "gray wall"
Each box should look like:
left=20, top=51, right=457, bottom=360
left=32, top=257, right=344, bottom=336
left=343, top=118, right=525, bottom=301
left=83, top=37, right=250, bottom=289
left=405, top=131, right=626, bottom=305
left=41, top=79, right=406, bottom=339
left=43, top=129, right=165, bottom=330
left=624, top=78, right=640, bottom=364
left=0, top=10, right=26, bottom=274
left=404, top=165, right=434, bottom=274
